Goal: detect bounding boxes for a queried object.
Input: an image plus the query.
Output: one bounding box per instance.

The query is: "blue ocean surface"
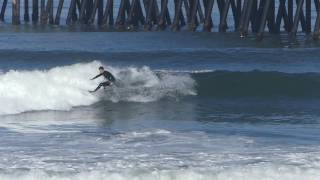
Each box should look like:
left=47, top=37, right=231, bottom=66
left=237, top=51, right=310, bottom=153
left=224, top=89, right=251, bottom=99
left=0, top=32, right=320, bottom=179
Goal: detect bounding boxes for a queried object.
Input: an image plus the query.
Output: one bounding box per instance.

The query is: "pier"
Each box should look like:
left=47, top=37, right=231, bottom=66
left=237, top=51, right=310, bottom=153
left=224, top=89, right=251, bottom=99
left=2, top=0, right=320, bottom=39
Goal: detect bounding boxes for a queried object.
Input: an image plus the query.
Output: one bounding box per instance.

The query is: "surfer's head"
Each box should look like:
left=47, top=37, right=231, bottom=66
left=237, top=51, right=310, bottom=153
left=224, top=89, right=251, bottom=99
left=99, top=66, right=104, bottom=73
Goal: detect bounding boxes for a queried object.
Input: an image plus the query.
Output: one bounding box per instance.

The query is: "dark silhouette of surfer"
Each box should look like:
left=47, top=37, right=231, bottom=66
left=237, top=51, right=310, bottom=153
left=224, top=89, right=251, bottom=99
left=89, top=66, right=116, bottom=93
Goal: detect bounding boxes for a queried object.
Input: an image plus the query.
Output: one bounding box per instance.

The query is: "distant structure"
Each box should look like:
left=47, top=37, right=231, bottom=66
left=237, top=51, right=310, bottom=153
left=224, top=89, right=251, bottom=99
left=2, top=0, right=320, bottom=39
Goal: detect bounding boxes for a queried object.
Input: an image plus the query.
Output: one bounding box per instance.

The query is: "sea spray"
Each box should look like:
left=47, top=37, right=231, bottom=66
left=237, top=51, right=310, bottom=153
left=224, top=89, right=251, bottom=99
left=102, top=66, right=196, bottom=102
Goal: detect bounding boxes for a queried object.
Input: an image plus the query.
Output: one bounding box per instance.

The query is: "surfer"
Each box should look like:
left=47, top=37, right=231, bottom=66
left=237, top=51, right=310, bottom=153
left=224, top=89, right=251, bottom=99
left=89, top=66, right=116, bottom=93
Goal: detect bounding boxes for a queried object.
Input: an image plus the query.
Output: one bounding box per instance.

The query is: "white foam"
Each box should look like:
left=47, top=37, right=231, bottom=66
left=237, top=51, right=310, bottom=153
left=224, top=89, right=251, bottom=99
left=156, top=69, right=216, bottom=74
left=97, top=66, right=196, bottom=102
left=0, top=165, right=319, bottom=180
left=0, top=61, right=100, bottom=115
left=0, top=61, right=196, bottom=115
left=119, top=129, right=172, bottom=138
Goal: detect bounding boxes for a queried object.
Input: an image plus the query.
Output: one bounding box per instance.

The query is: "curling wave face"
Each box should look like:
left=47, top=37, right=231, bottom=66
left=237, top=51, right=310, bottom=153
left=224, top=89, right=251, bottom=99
left=0, top=61, right=196, bottom=115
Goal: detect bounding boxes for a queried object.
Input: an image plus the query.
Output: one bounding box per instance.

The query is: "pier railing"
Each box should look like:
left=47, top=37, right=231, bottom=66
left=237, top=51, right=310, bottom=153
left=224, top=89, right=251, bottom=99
left=3, top=0, right=320, bottom=39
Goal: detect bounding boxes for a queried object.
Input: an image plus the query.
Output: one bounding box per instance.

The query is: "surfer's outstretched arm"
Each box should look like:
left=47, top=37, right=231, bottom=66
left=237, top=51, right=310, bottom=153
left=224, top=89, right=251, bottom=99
left=91, top=73, right=102, bottom=80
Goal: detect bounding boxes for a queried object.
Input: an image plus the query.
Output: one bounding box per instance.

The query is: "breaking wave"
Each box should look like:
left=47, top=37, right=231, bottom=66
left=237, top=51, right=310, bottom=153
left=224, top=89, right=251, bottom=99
left=0, top=61, right=196, bottom=115
left=4, top=60, right=319, bottom=115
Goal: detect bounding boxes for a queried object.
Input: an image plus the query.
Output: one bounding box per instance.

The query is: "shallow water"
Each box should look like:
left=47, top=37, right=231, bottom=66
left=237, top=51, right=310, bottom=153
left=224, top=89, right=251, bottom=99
left=0, top=32, right=320, bottom=179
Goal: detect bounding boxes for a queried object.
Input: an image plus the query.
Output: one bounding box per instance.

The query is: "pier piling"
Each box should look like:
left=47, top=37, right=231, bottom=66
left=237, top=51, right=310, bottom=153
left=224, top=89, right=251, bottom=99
left=24, top=0, right=29, bottom=22
left=12, top=0, right=20, bottom=24
left=54, top=0, right=64, bottom=25
left=0, top=0, right=8, bottom=21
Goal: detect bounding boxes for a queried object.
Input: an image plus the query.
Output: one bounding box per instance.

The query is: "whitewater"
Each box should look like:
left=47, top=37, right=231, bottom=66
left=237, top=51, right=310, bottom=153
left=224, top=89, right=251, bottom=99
left=0, top=126, right=319, bottom=180
left=1, top=167, right=320, bottom=180
left=0, top=61, right=196, bottom=115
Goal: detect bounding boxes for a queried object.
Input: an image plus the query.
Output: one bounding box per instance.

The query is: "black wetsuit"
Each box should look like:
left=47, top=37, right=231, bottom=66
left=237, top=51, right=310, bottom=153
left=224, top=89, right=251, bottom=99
left=91, top=71, right=116, bottom=92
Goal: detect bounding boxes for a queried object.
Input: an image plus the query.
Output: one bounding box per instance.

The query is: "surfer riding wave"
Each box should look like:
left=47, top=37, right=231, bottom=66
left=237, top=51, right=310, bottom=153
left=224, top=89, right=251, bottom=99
left=89, top=66, right=116, bottom=93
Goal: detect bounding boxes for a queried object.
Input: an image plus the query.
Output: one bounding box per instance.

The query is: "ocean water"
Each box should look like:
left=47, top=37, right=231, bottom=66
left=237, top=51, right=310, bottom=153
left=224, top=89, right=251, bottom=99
left=0, top=32, right=320, bottom=180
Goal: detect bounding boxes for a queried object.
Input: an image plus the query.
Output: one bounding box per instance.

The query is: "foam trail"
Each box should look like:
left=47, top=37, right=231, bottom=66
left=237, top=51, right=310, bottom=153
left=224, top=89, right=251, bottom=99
left=0, top=61, right=196, bottom=115
left=102, top=66, right=196, bottom=102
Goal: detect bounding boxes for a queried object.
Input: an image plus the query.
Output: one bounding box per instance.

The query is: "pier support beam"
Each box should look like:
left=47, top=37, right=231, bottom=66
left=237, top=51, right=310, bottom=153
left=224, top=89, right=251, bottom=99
left=32, top=0, right=38, bottom=23
left=189, top=0, right=200, bottom=31
left=239, top=0, right=254, bottom=37
left=144, top=0, right=159, bottom=30
left=115, top=0, right=131, bottom=29
left=66, top=0, right=77, bottom=25
left=46, top=0, right=54, bottom=24
left=97, top=0, right=103, bottom=25
left=219, top=0, right=231, bottom=32
left=24, top=0, right=30, bottom=22
left=79, top=0, right=88, bottom=24
left=275, top=0, right=290, bottom=32
left=257, top=0, right=271, bottom=40
left=313, top=0, right=320, bottom=39
left=266, top=0, right=275, bottom=33
left=127, top=0, right=145, bottom=28
left=306, top=0, right=311, bottom=33
left=40, top=0, right=46, bottom=24
left=158, top=0, right=171, bottom=30
left=235, top=0, right=242, bottom=29
left=12, top=0, right=20, bottom=25
left=55, top=0, right=64, bottom=25
left=203, top=0, right=214, bottom=32
left=172, top=0, right=186, bottom=31
left=88, top=0, right=100, bottom=24
left=0, top=0, right=8, bottom=21
left=291, top=0, right=304, bottom=37
left=102, top=0, right=114, bottom=26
